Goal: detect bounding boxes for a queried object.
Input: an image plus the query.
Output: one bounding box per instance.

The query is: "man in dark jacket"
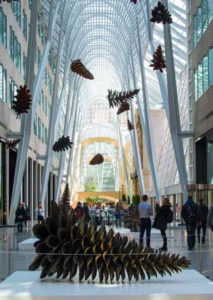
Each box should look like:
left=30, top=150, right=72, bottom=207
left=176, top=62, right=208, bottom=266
left=15, top=203, right=26, bottom=233
left=197, top=199, right=208, bottom=244
left=181, top=196, right=198, bottom=250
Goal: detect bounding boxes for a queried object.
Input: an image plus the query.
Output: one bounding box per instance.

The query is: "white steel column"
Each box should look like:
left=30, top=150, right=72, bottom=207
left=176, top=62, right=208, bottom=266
left=162, top=0, right=188, bottom=201
left=135, top=24, right=161, bottom=202
left=55, top=80, right=76, bottom=202
left=117, top=116, right=131, bottom=201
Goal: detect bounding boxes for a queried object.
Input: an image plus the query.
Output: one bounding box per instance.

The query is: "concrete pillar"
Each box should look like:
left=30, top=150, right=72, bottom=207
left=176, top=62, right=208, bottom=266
left=33, top=161, right=38, bottom=219
left=172, top=194, right=176, bottom=220
left=5, top=147, right=9, bottom=225
left=23, top=160, right=29, bottom=205
left=28, top=158, right=33, bottom=220
left=208, top=190, right=213, bottom=207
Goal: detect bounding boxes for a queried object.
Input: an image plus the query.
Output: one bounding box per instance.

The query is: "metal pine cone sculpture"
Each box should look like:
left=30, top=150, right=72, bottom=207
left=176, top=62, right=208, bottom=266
left=127, top=119, right=134, bottom=131
left=60, top=183, right=71, bottom=216
left=12, top=85, right=32, bottom=117
left=90, top=153, right=104, bottom=165
left=6, top=139, right=21, bottom=149
left=130, top=0, right=138, bottom=3
left=71, top=60, right=94, bottom=80
left=150, top=1, right=173, bottom=24
left=117, top=102, right=130, bottom=115
left=107, top=89, right=140, bottom=108
left=0, top=0, right=18, bottom=3
left=52, top=136, right=73, bottom=152
left=29, top=202, right=190, bottom=282
left=123, top=205, right=140, bottom=232
left=150, top=45, right=166, bottom=73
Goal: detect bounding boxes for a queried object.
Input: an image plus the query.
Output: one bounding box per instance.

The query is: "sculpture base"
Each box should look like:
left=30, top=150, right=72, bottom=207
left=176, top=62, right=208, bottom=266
left=0, top=270, right=212, bottom=299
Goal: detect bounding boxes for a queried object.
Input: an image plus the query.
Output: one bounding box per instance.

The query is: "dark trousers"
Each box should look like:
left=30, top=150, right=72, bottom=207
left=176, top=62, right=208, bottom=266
left=115, top=217, right=121, bottom=228
left=38, top=216, right=44, bottom=224
left=197, top=221, right=207, bottom=243
left=17, top=222, right=23, bottom=233
left=186, top=223, right=196, bottom=249
left=160, top=229, right=167, bottom=246
left=140, top=218, right=151, bottom=247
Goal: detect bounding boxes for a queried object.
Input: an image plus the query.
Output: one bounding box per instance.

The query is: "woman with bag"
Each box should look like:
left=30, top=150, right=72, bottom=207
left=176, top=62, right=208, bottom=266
left=153, top=198, right=173, bottom=251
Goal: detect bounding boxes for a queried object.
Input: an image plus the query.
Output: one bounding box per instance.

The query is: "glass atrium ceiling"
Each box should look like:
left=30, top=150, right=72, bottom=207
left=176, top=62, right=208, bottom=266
left=40, top=0, right=187, bottom=138
left=38, top=0, right=188, bottom=192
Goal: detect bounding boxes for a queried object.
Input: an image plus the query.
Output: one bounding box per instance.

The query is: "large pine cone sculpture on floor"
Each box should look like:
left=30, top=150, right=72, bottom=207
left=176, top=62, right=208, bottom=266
left=29, top=204, right=190, bottom=283
left=123, top=205, right=140, bottom=232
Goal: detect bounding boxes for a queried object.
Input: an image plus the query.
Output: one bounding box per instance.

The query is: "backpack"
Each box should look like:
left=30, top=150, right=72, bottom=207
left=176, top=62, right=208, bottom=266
left=186, top=204, right=196, bottom=223
left=167, top=208, right=173, bottom=223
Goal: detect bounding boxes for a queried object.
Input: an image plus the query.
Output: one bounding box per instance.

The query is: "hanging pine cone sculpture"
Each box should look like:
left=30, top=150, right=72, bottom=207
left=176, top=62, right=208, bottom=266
left=0, top=0, right=17, bottom=3
left=71, top=60, right=94, bottom=80
left=127, top=120, right=134, bottom=131
left=130, top=0, right=138, bottom=3
left=6, top=139, right=21, bottom=149
left=150, top=45, right=166, bottom=73
left=52, top=136, right=73, bottom=152
left=150, top=1, right=173, bottom=24
left=117, top=102, right=130, bottom=115
left=90, top=153, right=104, bottom=165
left=107, top=89, right=139, bottom=108
left=29, top=202, right=190, bottom=283
left=123, top=205, right=140, bottom=232
left=60, top=184, right=71, bottom=216
left=12, top=85, right=32, bottom=117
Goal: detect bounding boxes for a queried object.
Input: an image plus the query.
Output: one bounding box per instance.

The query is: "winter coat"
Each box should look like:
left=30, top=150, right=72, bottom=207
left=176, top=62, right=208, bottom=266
left=15, top=208, right=26, bottom=223
left=181, top=200, right=197, bottom=225
left=75, top=206, right=84, bottom=218
left=197, top=204, right=208, bottom=223
left=207, top=206, right=213, bottom=228
left=153, top=205, right=170, bottom=230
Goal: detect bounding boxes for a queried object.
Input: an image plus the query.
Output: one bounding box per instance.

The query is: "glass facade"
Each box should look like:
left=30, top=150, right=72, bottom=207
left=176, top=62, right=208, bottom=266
left=207, top=141, right=213, bottom=184
left=10, top=1, right=21, bottom=27
left=193, top=0, right=213, bottom=47
left=9, top=27, right=21, bottom=72
left=194, top=48, right=213, bottom=101
left=9, top=77, right=17, bottom=108
left=0, top=64, right=7, bottom=103
left=0, top=8, right=7, bottom=49
left=22, top=10, right=27, bottom=40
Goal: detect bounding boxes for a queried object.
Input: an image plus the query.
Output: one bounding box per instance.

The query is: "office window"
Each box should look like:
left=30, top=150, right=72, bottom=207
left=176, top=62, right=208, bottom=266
left=194, top=0, right=213, bottom=48
left=0, top=65, right=7, bottom=103
left=203, top=55, right=209, bottom=92
left=209, top=48, right=213, bottom=86
left=0, top=8, right=7, bottom=48
left=10, top=1, right=21, bottom=27
left=33, top=115, right=37, bottom=136
left=23, top=10, right=27, bottom=40
left=194, top=47, right=213, bottom=101
left=38, top=117, right=41, bottom=140
left=9, top=27, right=21, bottom=72
left=9, top=78, right=17, bottom=108
left=28, top=0, right=32, bottom=10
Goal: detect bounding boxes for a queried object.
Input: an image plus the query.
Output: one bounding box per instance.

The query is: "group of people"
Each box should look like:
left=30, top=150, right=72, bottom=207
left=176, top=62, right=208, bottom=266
left=138, top=195, right=213, bottom=251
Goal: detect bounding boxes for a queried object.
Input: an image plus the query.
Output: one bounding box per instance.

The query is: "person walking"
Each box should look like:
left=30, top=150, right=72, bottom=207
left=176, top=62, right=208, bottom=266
left=115, top=202, right=122, bottom=228
left=15, top=203, right=26, bottom=233
left=22, top=201, right=30, bottom=226
left=153, top=198, right=173, bottom=251
left=207, top=205, right=213, bottom=232
left=36, top=202, right=44, bottom=224
left=138, top=195, right=152, bottom=248
left=95, top=206, right=101, bottom=225
left=83, top=202, right=90, bottom=222
left=75, top=202, right=84, bottom=219
left=181, top=196, right=198, bottom=250
left=197, top=199, right=208, bottom=244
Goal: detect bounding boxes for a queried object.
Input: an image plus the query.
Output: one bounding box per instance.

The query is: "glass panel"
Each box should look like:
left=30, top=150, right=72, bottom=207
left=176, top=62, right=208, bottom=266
left=194, top=69, right=198, bottom=101
left=207, top=142, right=213, bottom=184
left=197, top=63, right=203, bottom=98
left=203, top=55, right=209, bottom=92
left=209, top=48, right=213, bottom=86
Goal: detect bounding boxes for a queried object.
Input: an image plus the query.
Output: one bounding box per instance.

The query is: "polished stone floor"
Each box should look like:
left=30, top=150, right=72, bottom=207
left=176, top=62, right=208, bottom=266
left=0, top=223, right=213, bottom=282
